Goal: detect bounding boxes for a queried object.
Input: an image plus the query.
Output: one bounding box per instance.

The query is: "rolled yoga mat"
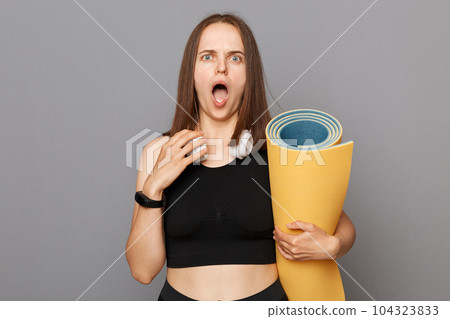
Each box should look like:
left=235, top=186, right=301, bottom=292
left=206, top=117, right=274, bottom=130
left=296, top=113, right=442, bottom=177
left=265, top=109, right=354, bottom=301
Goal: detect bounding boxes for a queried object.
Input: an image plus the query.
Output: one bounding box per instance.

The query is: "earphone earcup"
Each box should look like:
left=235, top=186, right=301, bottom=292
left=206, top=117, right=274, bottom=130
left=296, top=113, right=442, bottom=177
left=229, top=129, right=253, bottom=159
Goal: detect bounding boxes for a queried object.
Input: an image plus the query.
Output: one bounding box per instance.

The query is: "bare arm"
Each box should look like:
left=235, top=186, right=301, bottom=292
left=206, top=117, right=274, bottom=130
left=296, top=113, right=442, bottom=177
left=333, top=210, right=356, bottom=259
left=125, top=136, right=168, bottom=285
left=125, top=130, right=208, bottom=284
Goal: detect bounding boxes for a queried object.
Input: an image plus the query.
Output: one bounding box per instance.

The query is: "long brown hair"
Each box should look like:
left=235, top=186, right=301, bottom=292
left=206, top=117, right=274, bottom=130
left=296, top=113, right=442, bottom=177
left=161, top=13, right=272, bottom=151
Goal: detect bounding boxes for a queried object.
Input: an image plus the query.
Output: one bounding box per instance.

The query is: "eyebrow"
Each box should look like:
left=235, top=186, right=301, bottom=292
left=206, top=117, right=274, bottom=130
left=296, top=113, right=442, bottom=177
left=198, top=49, right=245, bottom=56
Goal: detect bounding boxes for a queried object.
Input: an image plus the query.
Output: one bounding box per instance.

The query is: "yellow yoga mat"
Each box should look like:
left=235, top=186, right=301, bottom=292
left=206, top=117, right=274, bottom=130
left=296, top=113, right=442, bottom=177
left=265, top=109, right=354, bottom=301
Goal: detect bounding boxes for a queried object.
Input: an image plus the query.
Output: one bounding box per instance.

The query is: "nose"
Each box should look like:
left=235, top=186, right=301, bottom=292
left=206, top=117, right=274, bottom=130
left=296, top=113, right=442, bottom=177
left=215, top=57, right=227, bottom=75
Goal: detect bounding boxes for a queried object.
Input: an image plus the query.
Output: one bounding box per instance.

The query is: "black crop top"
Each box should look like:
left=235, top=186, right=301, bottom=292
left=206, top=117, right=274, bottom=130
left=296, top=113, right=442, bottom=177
left=163, top=149, right=276, bottom=268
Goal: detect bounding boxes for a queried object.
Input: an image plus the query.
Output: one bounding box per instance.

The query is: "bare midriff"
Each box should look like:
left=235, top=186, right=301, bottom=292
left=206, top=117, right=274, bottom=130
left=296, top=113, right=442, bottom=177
left=167, top=263, right=278, bottom=301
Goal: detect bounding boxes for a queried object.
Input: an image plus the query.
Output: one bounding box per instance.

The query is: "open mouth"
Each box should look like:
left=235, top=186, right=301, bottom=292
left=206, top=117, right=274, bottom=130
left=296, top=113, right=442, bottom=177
left=212, top=84, right=229, bottom=106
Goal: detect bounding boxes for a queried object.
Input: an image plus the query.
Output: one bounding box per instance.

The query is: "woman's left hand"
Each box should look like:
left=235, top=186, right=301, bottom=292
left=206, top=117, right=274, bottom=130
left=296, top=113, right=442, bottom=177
left=273, top=220, right=340, bottom=261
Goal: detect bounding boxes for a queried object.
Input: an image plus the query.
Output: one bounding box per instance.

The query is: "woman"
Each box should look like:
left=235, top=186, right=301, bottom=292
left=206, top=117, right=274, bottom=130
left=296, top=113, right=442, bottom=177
left=125, top=13, right=356, bottom=301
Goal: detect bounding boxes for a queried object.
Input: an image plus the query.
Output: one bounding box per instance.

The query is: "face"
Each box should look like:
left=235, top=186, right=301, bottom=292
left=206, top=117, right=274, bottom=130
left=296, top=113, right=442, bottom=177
left=194, top=23, right=246, bottom=121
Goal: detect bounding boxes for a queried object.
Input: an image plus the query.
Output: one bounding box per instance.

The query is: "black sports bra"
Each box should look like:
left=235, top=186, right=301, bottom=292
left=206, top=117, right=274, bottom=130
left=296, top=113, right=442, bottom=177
left=163, top=149, right=276, bottom=268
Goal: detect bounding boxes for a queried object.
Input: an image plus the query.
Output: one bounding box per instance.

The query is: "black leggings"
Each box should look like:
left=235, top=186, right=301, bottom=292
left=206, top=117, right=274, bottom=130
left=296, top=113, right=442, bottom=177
left=158, top=277, right=288, bottom=301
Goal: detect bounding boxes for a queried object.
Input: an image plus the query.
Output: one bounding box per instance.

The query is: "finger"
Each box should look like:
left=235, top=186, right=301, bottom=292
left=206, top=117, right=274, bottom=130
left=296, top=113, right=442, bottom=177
left=292, top=253, right=312, bottom=262
left=166, top=129, right=190, bottom=146
left=168, top=130, right=201, bottom=151
left=273, top=233, right=296, bottom=256
left=274, top=226, right=298, bottom=245
left=180, top=136, right=207, bottom=158
left=183, top=143, right=208, bottom=166
left=160, top=130, right=189, bottom=159
left=286, top=220, right=315, bottom=232
left=175, top=130, right=204, bottom=150
left=193, top=144, right=208, bottom=162
left=277, top=244, right=295, bottom=260
left=165, top=131, right=202, bottom=161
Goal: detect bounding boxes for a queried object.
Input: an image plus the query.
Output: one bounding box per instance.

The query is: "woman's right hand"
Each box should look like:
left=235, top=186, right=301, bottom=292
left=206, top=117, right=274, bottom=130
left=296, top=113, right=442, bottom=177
left=142, top=129, right=207, bottom=199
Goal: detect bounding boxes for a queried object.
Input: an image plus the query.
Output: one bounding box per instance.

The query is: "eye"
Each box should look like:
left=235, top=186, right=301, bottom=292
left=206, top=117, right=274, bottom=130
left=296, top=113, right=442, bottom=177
left=231, top=56, right=241, bottom=62
left=202, top=54, right=212, bottom=61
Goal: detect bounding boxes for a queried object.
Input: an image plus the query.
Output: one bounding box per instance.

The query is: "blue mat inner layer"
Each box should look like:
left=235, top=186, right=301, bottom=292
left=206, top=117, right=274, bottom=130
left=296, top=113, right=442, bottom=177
left=279, top=120, right=329, bottom=147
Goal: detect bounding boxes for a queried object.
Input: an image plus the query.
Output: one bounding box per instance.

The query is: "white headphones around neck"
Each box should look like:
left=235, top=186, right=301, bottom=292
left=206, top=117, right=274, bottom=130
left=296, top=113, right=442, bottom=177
left=228, top=129, right=253, bottom=159
left=189, top=129, right=254, bottom=163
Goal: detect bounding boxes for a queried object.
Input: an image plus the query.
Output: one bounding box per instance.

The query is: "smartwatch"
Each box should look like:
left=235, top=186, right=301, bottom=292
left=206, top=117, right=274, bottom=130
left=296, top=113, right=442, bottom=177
left=135, top=191, right=166, bottom=208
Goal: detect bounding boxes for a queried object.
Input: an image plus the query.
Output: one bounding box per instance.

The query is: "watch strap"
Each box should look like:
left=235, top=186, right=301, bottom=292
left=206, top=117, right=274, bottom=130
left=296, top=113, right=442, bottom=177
left=135, top=191, right=165, bottom=208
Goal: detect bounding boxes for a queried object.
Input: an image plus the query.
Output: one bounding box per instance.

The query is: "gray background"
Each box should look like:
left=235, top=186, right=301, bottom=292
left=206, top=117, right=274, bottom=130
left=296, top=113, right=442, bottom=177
left=1, top=0, right=449, bottom=301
